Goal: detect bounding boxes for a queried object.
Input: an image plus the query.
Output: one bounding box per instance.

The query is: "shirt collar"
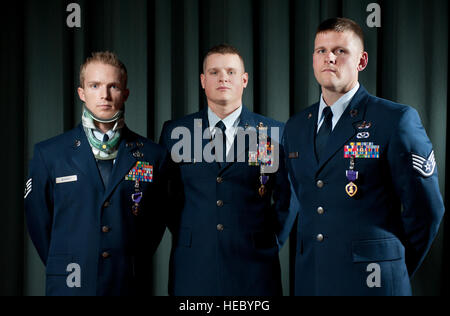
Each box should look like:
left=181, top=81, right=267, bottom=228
left=92, top=129, right=115, bottom=142
left=208, top=106, right=242, bottom=131
left=318, top=82, right=360, bottom=123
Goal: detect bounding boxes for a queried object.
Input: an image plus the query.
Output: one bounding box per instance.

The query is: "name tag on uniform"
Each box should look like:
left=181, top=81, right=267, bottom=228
left=289, top=152, right=299, bottom=159
left=56, top=175, right=78, bottom=184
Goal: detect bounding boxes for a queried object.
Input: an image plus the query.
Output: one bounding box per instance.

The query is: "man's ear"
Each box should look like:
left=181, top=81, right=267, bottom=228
left=358, top=52, right=368, bottom=71
left=77, top=87, right=86, bottom=102
left=242, top=72, right=249, bottom=88
left=200, top=73, right=206, bottom=89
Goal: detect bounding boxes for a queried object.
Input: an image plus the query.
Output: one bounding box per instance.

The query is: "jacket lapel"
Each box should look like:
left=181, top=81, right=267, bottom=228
left=103, top=127, right=140, bottom=200
left=220, top=106, right=256, bottom=172
left=71, top=125, right=104, bottom=194
left=200, top=107, right=212, bottom=162
left=187, top=108, right=221, bottom=173
left=304, top=103, right=320, bottom=170
left=316, top=85, right=370, bottom=174
left=234, top=106, right=256, bottom=162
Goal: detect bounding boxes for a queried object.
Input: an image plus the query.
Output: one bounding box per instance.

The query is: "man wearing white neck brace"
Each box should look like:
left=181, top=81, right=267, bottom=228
left=24, top=51, right=169, bottom=296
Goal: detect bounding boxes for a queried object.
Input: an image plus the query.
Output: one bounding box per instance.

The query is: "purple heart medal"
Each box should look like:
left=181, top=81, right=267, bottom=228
left=259, top=174, right=269, bottom=197
left=257, top=122, right=270, bottom=197
left=345, top=156, right=359, bottom=197
left=131, top=180, right=143, bottom=216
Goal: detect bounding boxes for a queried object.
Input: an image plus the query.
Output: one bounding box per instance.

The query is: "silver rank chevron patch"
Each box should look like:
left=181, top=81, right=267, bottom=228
left=412, top=151, right=436, bottom=177
left=24, top=178, right=32, bottom=199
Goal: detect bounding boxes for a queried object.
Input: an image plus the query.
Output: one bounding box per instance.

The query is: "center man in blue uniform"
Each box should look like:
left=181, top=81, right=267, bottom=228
left=160, top=44, right=292, bottom=296
left=283, top=18, right=445, bottom=295
left=24, top=52, right=168, bottom=295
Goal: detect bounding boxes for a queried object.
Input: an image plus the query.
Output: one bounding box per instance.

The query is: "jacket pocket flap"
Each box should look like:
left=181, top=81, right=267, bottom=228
left=352, top=238, right=404, bottom=263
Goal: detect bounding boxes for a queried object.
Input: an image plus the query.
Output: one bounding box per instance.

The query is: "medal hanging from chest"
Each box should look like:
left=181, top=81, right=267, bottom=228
left=132, top=180, right=142, bottom=215
left=259, top=174, right=269, bottom=197
left=125, top=160, right=153, bottom=216
left=344, top=139, right=380, bottom=197
left=257, top=123, right=273, bottom=197
left=246, top=122, right=274, bottom=197
left=345, top=156, right=358, bottom=197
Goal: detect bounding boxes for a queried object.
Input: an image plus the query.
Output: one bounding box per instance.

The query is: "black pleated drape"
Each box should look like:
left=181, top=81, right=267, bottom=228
left=1, top=0, right=448, bottom=296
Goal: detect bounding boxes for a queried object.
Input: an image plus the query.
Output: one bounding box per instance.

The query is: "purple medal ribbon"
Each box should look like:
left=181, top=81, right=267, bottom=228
left=132, top=192, right=143, bottom=203
left=346, top=170, right=358, bottom=182
left=131, top=179, right=143, bottom=215
left=260, top=175, right=269, bottom=185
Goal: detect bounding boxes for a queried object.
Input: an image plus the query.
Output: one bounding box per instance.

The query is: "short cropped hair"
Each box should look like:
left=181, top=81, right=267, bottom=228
left=202, top=44, right=245, bottom=72
left=79, top=51, right=128, bottom=88
left=316, top=17, right=365, bottom=50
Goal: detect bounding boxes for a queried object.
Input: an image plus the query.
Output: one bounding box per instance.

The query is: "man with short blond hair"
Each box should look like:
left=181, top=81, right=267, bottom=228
left=79, top=51, right=128, bottom=88
left=25, top=51, right=168, bottom=296
left=283, top=17, right=444, bottom=296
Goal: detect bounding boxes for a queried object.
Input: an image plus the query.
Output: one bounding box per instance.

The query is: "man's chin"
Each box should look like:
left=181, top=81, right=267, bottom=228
left=319, top=81, right=341, bottom=92
left=212, top=99, right=232, bottom=106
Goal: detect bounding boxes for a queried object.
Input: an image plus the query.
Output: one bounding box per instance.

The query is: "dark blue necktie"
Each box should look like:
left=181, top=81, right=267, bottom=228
left=315, top=106, right=333, bottom=161
left=97, top=134, right=113, bottom=187
left=214, top=121, right=227, bottom=165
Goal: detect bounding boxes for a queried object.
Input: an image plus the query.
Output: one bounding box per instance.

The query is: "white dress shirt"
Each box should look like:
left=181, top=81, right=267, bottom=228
left=208, top=106, right=242, bottom=155
left=317, top=82, right=360, bottom=132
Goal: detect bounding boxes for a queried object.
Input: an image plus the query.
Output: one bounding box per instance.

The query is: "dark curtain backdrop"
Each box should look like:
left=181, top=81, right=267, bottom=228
left=1, top=0, right=448, bottom=296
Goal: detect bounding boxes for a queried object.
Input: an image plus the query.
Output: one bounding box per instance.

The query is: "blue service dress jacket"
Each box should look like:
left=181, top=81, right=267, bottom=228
left=24, top=124, right=169, bottom=296
left=159, top=106, right=293, bottom=296
left=283, top=85, right=445, bottom=296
